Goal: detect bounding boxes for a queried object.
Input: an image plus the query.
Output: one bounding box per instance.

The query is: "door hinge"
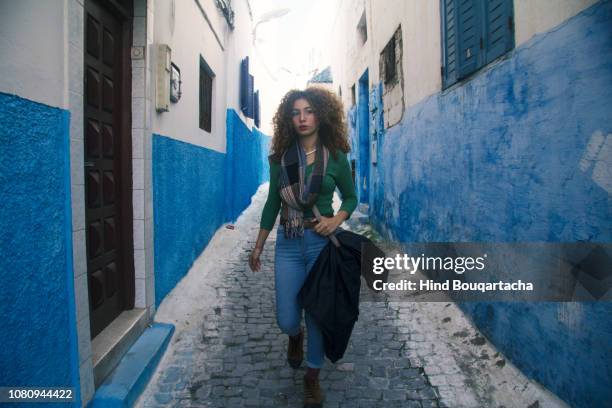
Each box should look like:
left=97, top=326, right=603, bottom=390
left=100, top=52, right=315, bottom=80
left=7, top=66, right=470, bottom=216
left=441, top=66, right=444, bottom=77
left=480, top=37, right=484, bottom=49
left=508, top=16, right=513, bottom=30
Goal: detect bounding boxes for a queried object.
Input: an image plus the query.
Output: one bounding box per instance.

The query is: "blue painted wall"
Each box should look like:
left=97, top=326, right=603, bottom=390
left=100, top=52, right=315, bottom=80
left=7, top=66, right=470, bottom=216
left=349, top=81, right=384, bottom=211
left=153, top=109, right=270, bottom=307
left=368, top=81, right=384, bottom=214
left=347, top=106, right=359, bottom=192
left=152, top=134, right=226, bottom=308
left=252, top=127, right=271, bottom=183
left=369, top=2, right=612, bottom=407
left=0, top=92, right=81, bottom=406
left=224, top=108, right=271, bottom=222
left=357, top=71, right=371, bottom=204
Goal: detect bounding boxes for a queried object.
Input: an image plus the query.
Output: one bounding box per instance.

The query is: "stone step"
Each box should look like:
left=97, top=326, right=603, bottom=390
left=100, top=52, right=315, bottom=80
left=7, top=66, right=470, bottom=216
left=87, top=322, right=175, bottom=408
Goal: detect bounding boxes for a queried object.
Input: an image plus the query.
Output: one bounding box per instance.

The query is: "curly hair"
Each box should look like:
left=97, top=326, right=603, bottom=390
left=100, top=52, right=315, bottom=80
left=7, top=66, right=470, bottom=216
left=270, top=86, right=350, bottom=163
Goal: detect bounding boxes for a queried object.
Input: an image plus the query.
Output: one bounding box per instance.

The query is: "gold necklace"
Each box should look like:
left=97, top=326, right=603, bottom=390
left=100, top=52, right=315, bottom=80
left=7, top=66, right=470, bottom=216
left=305, top=148, right=317, bottom=155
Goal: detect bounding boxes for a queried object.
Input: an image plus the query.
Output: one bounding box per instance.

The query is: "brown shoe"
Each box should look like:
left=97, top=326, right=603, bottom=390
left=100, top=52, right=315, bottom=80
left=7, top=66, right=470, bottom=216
left=303, top=374, right=325, bottom=407
left=287, top=327, right=304, bottom=369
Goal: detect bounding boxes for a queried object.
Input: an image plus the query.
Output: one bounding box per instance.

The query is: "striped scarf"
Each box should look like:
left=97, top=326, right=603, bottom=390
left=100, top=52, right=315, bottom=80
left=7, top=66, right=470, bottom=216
left=278, top=138, right=329, bottom=238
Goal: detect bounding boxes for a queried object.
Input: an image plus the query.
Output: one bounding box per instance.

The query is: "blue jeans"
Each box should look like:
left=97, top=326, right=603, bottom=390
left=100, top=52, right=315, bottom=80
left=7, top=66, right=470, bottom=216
left=274, top=224, right=329, bottom=368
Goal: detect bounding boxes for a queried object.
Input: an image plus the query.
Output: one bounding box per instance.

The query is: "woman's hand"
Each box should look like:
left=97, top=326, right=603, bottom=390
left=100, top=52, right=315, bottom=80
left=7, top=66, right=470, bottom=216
left=249, top=247, right=263, bottom=272
left=249, top=229, right=270, bottom=272
left=313, top=214, right=344, bottom=236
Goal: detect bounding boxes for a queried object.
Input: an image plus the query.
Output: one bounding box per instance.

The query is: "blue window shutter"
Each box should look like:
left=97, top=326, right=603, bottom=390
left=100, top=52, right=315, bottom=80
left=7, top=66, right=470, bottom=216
left=456, top=0, right=483, bottom=79
left=246, top=74, right=254, bottom=118
left=441, top=0, right=459, bottom=88
left=240, top=57, right=249, bottom=115
left=484, top=0, right=514, bottom=64
left=254, top=90, right=260, bottom=128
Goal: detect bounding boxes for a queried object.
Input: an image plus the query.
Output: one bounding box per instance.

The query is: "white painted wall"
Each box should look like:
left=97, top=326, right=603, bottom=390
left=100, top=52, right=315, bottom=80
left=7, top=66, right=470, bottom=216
left=0, top=0, right=67, bottom=108
left=223, top=0, right=280, bottom=136
left=150, top=0, right=266, bottom=152
left=330, top=0, right=599, bottom=113
left=151, top=0, right=229, bottom=152
left=369, top=0, right=441, bottom=112
left=330, top=0, right=372, bottom=111
left=514, top=0, right=599, bottom=47
left=0, top=0, right=95, bottom=404
left=223, top=0, right=254, bottom=118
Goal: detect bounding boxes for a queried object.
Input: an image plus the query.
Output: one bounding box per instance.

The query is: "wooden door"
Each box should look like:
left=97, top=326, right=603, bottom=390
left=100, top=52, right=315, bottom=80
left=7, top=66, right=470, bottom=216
left=84, top=0, right=134, bottom=339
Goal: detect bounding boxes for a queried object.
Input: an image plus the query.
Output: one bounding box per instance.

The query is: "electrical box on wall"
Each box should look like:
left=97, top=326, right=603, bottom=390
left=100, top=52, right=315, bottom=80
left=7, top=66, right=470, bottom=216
left=155, top=44, right=171, bottom=112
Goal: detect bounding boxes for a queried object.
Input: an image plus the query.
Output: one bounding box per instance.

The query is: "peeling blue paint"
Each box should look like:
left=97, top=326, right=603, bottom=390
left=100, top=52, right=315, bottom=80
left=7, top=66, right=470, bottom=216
left=0, top=92, right=81, bottom=406
left=368, top=2, right=612, bottom=407
left=369, top=81, right=384, bottom=215
left=372, top=1, right=612, bottom=243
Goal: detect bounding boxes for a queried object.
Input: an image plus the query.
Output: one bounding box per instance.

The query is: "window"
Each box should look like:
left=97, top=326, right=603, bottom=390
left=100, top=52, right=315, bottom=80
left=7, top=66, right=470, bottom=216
left=357, top=10, right=367, bottom=46
left=441, top=0, right=514, bottom=89
left=253, top=90, right=260, bottom=128
left=247, top=74, right=254, bottom=118
left=380, top=26, right=404, bottom=128
left=382, top=31, right=397, bottom=85
left=240, top=56, right=255, bottom=118
left=199, top=56, right=214, bottom=132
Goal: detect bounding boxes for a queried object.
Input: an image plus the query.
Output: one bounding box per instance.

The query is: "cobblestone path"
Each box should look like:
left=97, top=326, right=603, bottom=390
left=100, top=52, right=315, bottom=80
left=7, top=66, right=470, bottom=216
left=135, top=186, right=566, bottom=408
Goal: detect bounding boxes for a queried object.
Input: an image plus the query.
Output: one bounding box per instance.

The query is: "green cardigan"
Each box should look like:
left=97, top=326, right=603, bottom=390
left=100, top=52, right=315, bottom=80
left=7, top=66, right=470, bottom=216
left=260, top=150, right=358, bottom=231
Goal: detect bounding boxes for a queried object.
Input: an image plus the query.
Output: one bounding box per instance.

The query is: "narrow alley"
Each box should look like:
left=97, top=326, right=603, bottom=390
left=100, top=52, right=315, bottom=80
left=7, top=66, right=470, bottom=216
left=1, top=1, right=610, bottom=407
left=134, top=186, right=564, bottom=408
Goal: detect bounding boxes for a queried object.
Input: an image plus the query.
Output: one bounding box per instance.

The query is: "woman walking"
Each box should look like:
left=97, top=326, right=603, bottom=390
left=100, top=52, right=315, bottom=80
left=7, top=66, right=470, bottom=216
left=248, top=86, right=357, bottom=407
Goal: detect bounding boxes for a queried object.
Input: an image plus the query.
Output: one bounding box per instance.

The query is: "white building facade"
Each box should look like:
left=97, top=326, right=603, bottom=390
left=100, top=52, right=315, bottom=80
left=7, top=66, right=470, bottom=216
left=0, top=0, right=270, bottom=405
left=329, top=1, right=611, bottom=407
